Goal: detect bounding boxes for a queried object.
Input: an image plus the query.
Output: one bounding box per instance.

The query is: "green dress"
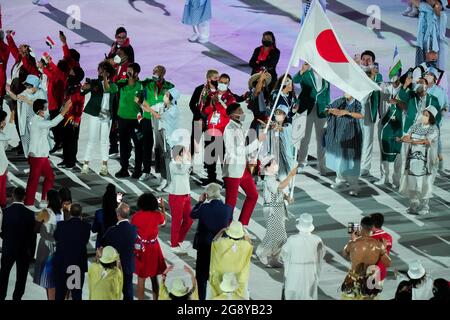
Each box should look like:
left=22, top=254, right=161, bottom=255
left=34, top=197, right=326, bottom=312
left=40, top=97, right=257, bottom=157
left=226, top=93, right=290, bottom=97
left=380, top=104, right=403, bottom=162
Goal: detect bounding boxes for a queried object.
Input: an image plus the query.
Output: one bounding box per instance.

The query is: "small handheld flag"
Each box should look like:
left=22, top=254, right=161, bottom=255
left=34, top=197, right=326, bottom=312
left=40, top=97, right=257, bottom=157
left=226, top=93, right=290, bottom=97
left=388, top=46, right=402, bottom=80
left=45, top=36, right=56, bottom=49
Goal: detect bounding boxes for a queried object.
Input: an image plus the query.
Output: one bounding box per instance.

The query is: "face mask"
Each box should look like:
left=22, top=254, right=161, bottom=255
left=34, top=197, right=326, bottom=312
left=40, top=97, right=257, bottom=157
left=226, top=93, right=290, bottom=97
left=217, top=83, right=228, bottom=92
left=275, top=115, right=285, bottom=123
left=344, top=93, right=352, bottom=100
left=360, top=64, right=371, bottom=72
left=113, top=55, right=122, bottom=64
left=426, top=61, right=437, bottom=68
left=234, top=113, right=245, bottom=122
left=43, top=110, right=50, bottom=119
left=262, top=40, right=272, bottom=47
left=414, top=83, right=425, bottom=94
left=152, top=75, right=160, bottom=81
left=421, top=114, right=429, bottom=125
left=271, top=163, right=279, bottom=174
left=210, top=80, right=218, bottom=88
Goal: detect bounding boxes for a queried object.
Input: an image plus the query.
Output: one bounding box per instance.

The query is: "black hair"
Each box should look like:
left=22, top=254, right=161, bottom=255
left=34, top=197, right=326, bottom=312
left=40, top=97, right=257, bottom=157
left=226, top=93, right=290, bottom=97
left=70, top=203, right=82, bottom=217
left=424, top=110, right=436, bottom=125
left=12, top=186, right=26, bottom=202
left=220, top=73, right=231, bottom=81
left=432, top=278, right=450, bottom=300
left=262, top=31, right=277, bottom=48
left=100, top=261, right=117, bottom=270
left=0, top=110, right=7, bottom=123
left=57, top=59, right=70, bottom=74
left=69, top=48, right=80, bottom=63
left=409, top=275, right=427, bottom=288
left=394, top=281, right=412, bottom=301
left=128, top=62, right=141, bottom=75
left=58, top=187, right=72, bottom=203
left=419, top=77, right=429, bottom=85
left=361, top=50, right=376, bottom=62
left=226, top=103, right=241, bottom=116
left=98, top=60, right=115, bottom=79
left=46, top=189, right=61, bottom=214
left=103, top=184, right=118, bottom=229
left=169, top=291, right=191, bottom=300
left=71, top=66, right=85, bottom=85
left=33, top=99, right=47, bottom=114
left=115, top=27, right=127, bottom=36
left=137, top=193, right=159, bottom=211
left=274, top=74, right=293, bottom=91
left=369, top=213, right=384, bottom=228
left=171, top=145, right=184, bottom=159
left=360, top=216, right=374, bottom=231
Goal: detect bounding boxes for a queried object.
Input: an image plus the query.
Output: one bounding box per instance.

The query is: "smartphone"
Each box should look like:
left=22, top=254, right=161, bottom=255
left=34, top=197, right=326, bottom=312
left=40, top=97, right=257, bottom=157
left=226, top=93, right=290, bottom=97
left=116, top=192, right=123, bottom=203
left=373, top=62, right=379, bottom=70
left=347, top=222, right=354, bottom=234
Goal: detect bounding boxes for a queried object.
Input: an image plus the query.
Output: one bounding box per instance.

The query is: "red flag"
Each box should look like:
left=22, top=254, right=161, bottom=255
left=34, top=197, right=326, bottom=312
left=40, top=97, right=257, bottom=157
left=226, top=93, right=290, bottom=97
left=46, top=36, right=56, bottom=49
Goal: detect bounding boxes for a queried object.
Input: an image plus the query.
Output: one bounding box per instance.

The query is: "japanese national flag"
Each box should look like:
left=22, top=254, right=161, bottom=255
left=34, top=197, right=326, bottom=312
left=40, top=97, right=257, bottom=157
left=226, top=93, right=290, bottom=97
left=291, top=0, right=380, bottom=101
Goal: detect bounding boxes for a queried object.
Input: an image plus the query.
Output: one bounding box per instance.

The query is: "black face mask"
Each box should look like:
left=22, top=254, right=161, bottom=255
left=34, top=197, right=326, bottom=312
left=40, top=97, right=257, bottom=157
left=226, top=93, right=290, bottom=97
left=67, top=76, right=79, bottom=87
left=210, top=80, right=218, bottom=88
left=426, top=60, right=437, bottom=68
left=262, top=40, right=272, bottom=47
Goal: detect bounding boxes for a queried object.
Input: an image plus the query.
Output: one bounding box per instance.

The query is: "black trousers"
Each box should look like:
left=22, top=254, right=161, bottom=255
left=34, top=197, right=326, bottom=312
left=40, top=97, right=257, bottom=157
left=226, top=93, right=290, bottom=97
left=123, top=272, right=134, bottom=300
left=141, top=118, right=154, bottom=174
left=62, top=123, right=80, bottom=167
left=49, top=109, right=63, bottom=147
left=0, top=252, right=31, bottom=300
left=109, top=94, right=120, bottom=154
left=204, top=134, right=225, bottom=181
left=195, top=244, right=212, bottom=301
left=118, top=117, right=143, bottom=173
left=54, top=267, right=85, bottom=300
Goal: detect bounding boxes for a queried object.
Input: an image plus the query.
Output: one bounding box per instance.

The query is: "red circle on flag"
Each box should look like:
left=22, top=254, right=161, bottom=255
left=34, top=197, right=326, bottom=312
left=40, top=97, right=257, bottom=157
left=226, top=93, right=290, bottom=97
left=315, top=29, right=348, bottom=63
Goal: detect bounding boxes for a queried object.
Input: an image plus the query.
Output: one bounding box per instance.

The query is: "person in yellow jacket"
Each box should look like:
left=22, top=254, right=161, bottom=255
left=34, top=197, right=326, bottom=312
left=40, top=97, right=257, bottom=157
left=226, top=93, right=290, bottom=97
left=159, top=265, right=199, bottom=300
left=211, top=272, right=246, bottom=300
left=209, top=220, right=253, bottom=299
left=88, top=246, right=123, bottom=300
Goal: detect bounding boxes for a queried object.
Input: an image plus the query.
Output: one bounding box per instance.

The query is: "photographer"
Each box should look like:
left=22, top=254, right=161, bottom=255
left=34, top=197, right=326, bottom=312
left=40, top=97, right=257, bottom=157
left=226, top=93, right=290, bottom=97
left=81, top=61, right=118, bottom=176
left=341, top=216, right=391, bottom=300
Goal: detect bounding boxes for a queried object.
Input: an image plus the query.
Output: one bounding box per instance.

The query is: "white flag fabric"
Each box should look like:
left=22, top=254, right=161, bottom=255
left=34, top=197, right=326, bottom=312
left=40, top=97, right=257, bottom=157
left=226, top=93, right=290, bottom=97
left=291, top=0, right=380, bottom=101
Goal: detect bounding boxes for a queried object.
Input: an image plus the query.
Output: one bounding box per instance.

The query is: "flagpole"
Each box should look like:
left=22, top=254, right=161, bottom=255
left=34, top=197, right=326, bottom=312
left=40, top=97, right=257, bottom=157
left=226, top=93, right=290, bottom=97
left=263, top=29, right=303, bottom=136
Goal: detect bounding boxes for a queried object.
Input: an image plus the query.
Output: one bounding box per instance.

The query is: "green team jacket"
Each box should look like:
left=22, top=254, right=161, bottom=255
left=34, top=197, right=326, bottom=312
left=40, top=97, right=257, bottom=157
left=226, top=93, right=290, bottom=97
left=398, top=87, right=441, bottom=133
left=116, top=79, right=144, bottom=120
left=81, top=79, right=118, bottom=117
left=293, top=69, right=330, bottom=118
left=140, top=78, right=175, bottom=119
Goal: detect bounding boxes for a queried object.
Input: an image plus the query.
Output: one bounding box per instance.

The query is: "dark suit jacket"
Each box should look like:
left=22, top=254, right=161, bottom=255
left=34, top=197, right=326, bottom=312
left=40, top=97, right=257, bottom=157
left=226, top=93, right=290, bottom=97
left=249, top=45, right=280, bottom=83
left=191, top=199, right=233, bottom=249
left=189, top=84, right=210, bottom=121
left=0, top=203, right=36, bottom=258
left=53, top=217, right=91, bottom=273
left=101, top=220, right=137, bottom=275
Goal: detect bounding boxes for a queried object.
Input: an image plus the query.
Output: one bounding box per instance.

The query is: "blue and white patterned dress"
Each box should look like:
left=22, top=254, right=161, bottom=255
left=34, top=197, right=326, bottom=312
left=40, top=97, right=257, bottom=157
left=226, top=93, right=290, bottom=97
left=182, top=0, right=212, bottom=26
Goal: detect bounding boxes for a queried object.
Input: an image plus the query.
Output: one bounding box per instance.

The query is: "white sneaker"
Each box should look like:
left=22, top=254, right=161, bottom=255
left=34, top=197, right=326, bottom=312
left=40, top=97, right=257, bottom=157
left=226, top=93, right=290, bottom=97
left=401, top=6, right=412, bottom=16
left=23, top=168, right=30, bottom=174
left=156, top=179, right=167, bottom=191
left=374, top=179, right=388, bottom=186
left=331, top=182, right=345, bottom=189
left=418, top=209, right=429, bottom=215
left=188, top=33, right=199, bottom=42
left=179, top=241, right=191, bottom=250
left=99, top=165, right=108, bottom=176
left=81, top=164, right=89, bottom=174
left=139, top=173, right=150, bottom=182
left=407, top=7, right=418, bottom=17
left=109, top=153, right=120, bottom=159
left=171, top=246, right=187, bottom=255
left=349, top=190, right=359, bottom=197
left=198, top=37, right=209, bottom=44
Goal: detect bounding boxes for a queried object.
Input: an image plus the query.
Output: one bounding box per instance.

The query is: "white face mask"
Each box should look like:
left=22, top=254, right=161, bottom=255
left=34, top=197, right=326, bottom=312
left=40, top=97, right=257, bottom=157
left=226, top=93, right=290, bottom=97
left=43, top=109, right=50, bottom=119
left=360, top=64, right=371, bottom=72
left=113, top=55, right=122, bottom=64
left=217, top=83, right=228, bottom=92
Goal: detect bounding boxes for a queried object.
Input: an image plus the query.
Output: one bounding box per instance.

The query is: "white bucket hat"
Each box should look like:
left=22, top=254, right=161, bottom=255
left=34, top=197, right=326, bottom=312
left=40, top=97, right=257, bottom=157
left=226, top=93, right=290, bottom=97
left=220, top=272, right=239, bottom=293
left=407, top=261, right=426, bottom=280
left=169, top=278, right=190, bottom=297
left=99, top=246, right=120, bottom=264
left=225, top=220, right=245, bottom=239
left=296, top=213, right=315, bottom=233
left=424, top=105, right=438, bottom=119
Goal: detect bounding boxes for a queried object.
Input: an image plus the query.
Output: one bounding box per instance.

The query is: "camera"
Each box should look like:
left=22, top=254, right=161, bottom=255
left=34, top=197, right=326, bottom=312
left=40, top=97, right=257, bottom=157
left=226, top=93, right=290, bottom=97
left=347, top=222, right=360, bottom=234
